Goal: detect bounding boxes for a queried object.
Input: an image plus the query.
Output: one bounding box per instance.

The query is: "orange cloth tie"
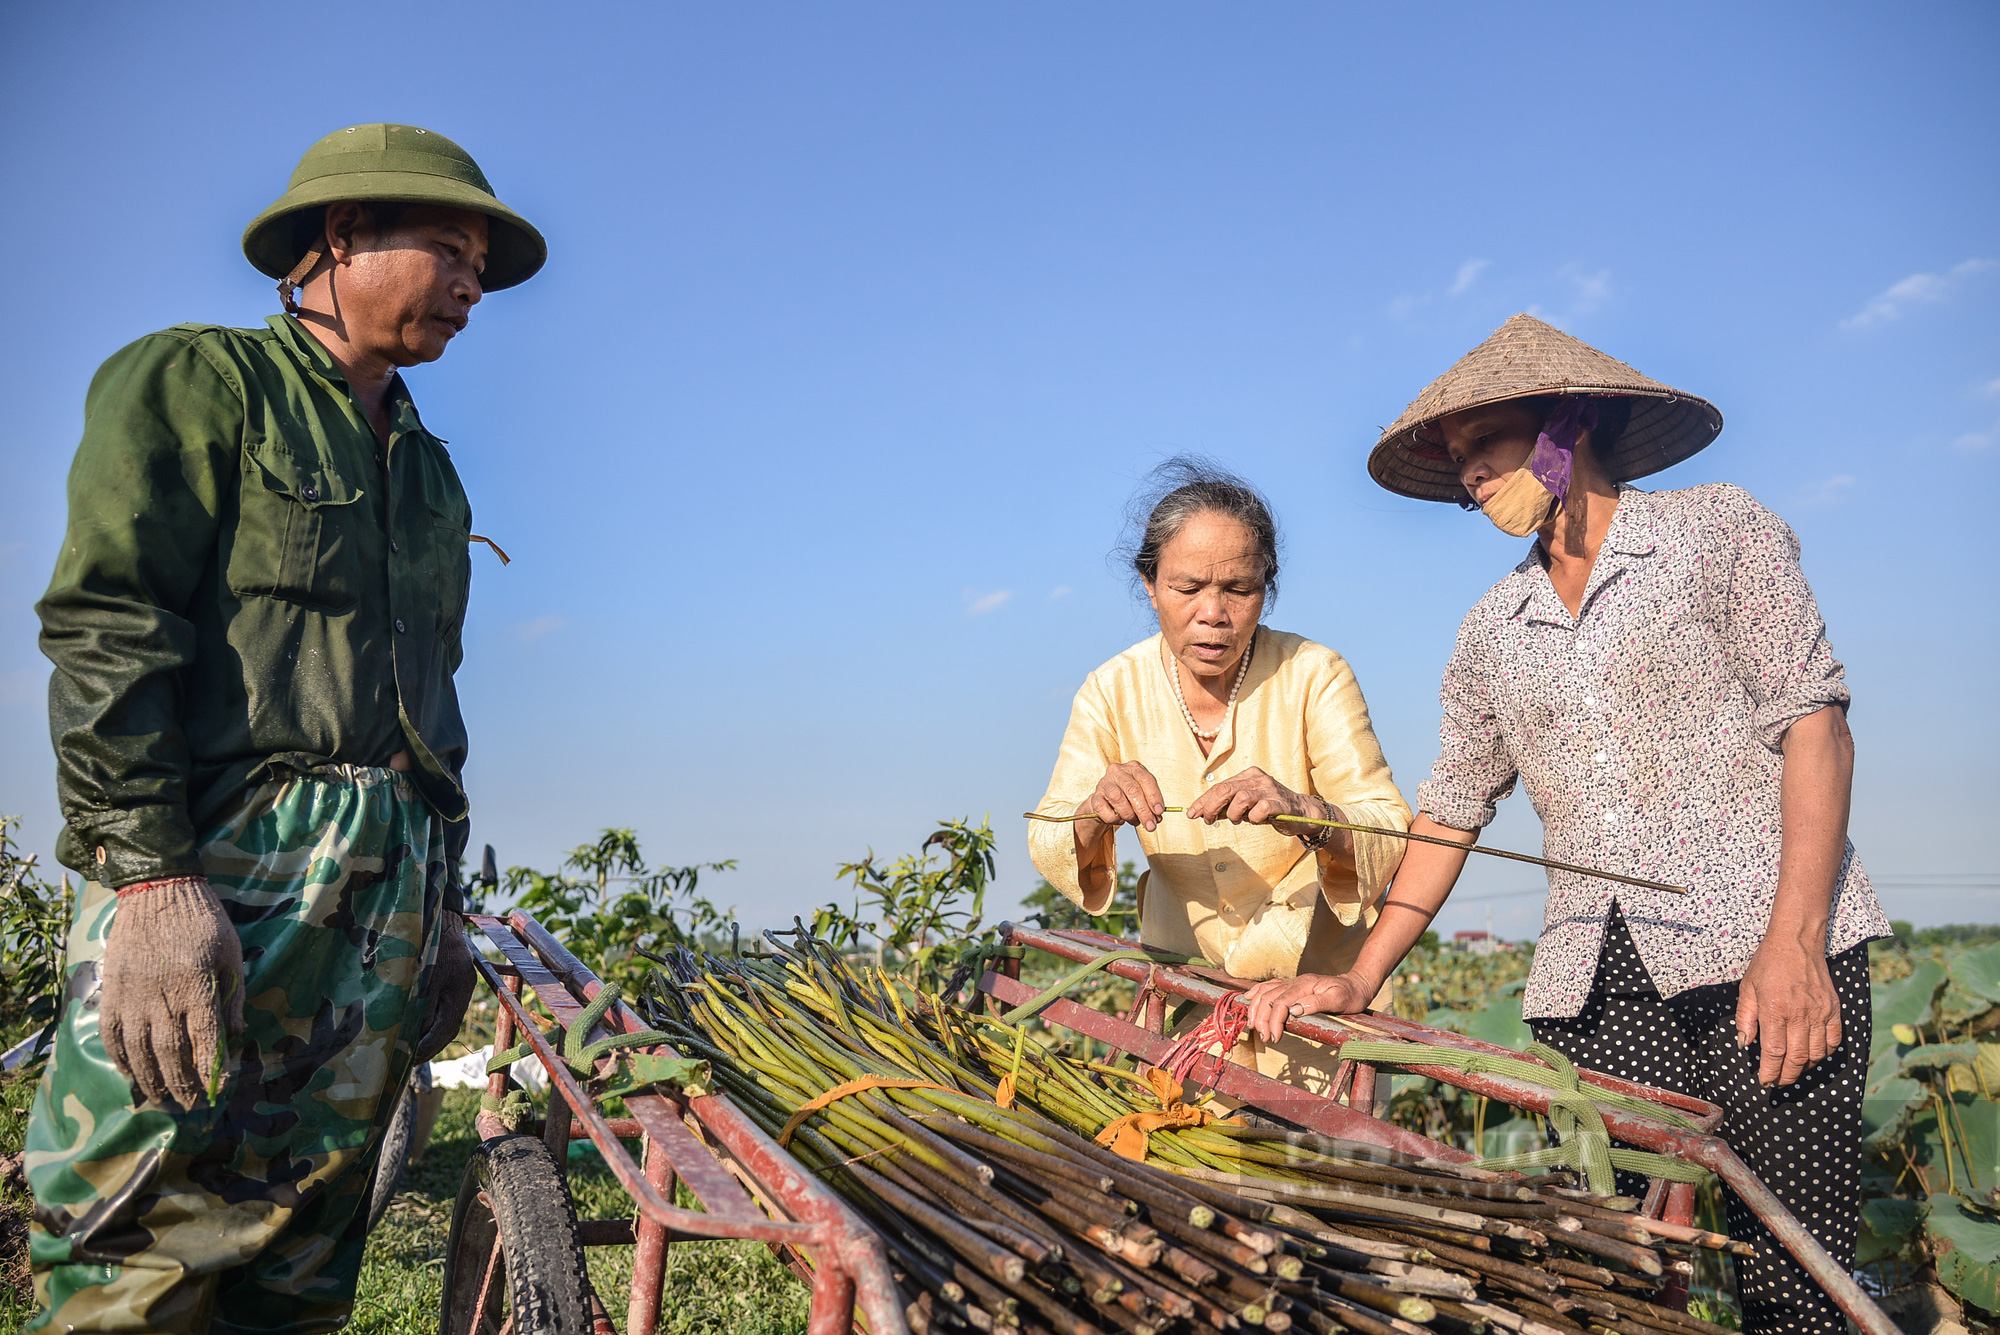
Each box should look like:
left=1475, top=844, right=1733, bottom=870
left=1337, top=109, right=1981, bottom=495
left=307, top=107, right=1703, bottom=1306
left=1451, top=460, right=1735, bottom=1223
left=1093, top=1067, right=1222, bottom=1161
left=778, top=1075, right=958, bottom=1147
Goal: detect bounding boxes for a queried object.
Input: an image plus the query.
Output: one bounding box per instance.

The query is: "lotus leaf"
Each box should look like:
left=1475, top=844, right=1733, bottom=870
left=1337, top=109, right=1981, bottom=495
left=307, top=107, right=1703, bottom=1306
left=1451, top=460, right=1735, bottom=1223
left=1856, top=1197, right=1925, bottom=1268
left=1874, top=960, right=1946, bottom=1032
left=1949, top=941, right=2000, bottom=1006
left=1901, top=1043, right=1983, bottom=1075
left=1925, top=1193, right=2000, bottom=1312
left=1863, top=1073, right=1929, bottom=1151
left=1463, top=994, right=1533, bottom=1050
left=1948, top=1093, right=2000, bottom=1194
left=1941, top=981, right=1996, bottom=1025
left=1904, top=1096, right=2000, bottom=1200
left=1481, top=1116, right=1541, bottom=1161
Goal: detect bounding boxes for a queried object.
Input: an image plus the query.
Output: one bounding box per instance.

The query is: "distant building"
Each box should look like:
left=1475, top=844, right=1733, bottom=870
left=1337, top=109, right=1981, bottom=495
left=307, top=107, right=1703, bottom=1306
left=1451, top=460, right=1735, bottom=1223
left=1454, top=930, right=1498, bottom=957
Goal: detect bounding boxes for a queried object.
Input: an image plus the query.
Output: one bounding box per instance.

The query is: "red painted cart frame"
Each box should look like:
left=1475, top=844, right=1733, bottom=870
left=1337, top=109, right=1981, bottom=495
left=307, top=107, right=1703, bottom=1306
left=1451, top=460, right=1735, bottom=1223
left=462, top=911, right=909, bottom=1335
left=983, top=923, right=1896, bottom=1335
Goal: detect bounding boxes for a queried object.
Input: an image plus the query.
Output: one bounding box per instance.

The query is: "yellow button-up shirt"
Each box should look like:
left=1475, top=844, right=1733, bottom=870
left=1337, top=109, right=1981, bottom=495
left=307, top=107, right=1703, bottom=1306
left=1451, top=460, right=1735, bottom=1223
left=1028, top=629, right=1411, bottom=1091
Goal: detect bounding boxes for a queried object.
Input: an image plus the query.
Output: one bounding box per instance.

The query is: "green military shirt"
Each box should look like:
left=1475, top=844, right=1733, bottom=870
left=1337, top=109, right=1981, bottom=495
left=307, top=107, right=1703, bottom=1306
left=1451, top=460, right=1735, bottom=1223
left=38, top=315, right=475, bottom=889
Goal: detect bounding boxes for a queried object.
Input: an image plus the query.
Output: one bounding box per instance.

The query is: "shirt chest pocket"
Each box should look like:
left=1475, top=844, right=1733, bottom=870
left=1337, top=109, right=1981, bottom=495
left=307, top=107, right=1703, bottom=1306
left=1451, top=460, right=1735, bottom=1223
left=423, top=503, right=473, bottom=637
left=227, top=445, right=368, bottom=612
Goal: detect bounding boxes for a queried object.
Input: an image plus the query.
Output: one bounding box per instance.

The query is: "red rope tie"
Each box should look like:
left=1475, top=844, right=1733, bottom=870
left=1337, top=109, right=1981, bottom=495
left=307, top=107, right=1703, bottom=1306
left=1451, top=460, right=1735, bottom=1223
left=1156, top=992, right=1251, bottom=1087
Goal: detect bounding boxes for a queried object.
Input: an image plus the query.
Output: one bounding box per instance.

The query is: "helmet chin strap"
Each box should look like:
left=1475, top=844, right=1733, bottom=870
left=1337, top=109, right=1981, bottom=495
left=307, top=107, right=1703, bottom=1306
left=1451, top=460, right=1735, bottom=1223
left=278, top=241, right=326, bottom=315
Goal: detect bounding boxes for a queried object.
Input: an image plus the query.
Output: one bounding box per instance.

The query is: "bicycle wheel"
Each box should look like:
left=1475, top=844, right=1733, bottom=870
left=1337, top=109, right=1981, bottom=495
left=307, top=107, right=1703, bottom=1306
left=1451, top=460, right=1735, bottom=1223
left=439, top=1134, right=591, bottom=1335
left=365, top=1073, right=420, bottom=1233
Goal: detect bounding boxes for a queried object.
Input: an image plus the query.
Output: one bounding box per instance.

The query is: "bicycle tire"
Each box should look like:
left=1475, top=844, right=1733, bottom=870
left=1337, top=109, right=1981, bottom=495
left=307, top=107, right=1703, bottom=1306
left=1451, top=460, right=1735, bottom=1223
left=439, top=1134, right=591, bottom=1335
left=365, top=1076, right=419, bottom=1233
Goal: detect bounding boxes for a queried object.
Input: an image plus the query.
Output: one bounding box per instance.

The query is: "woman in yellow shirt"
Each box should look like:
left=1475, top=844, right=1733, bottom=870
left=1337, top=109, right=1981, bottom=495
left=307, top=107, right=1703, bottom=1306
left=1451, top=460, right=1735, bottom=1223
left=1028, top=460, right=1412, bottom=1091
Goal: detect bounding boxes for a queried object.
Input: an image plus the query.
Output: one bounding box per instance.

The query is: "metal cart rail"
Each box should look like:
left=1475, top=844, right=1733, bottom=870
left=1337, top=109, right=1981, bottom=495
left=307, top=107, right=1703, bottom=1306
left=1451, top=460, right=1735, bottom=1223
left=451, top=910, right=908, bottom=1335
left=980, top=922, right=1897, bottom=1335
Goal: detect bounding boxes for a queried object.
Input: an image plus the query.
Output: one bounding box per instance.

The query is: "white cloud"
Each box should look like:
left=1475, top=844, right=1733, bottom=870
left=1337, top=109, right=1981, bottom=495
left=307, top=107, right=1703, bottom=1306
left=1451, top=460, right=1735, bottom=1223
left=1953, top=422, right=1999, bottom=453
left=1840, top=259, right=1995, bottom=330
left=1390, top=259, right=1493, bottom=321
left=1982, top=376, right=2000, bottom=398
left=1525, top=264, right=1613, bottom=328
left=516, top=615, right=565, bottom=641
left=1564, top=264, right=1612, bottom=316
left=966, top=590, right=1013, bottom=615
left=1797, top=474, right=1856, bottom=507
left=1047, top=586, right=1073, bottom=601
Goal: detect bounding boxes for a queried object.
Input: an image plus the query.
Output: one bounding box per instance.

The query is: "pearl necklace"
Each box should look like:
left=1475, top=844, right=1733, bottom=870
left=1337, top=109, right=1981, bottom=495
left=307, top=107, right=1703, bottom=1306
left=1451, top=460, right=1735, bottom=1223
left=1164, top=631, right=1255, bottom=742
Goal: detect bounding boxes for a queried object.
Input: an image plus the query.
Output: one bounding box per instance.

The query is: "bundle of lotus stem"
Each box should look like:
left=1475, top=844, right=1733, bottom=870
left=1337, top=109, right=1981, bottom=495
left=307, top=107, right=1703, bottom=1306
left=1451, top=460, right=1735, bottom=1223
left=635, top=930, right=1743, bottom=1335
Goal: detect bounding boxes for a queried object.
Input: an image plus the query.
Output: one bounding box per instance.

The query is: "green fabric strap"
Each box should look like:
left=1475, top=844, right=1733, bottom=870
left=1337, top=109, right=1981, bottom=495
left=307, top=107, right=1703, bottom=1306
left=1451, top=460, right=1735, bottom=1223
left=484, top=981, right=673, bottom=1078
left=479, top=1086, right=536, bottom=1131
left=997, top=948, right=1211, bottom=1026
left=1336, top=1039, right=1708, bottom=1194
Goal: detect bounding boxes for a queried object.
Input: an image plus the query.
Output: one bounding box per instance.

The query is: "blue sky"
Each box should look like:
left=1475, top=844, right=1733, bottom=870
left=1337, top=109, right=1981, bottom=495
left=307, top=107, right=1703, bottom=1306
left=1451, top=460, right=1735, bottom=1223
left=2, top=3, right=1995, bottom=941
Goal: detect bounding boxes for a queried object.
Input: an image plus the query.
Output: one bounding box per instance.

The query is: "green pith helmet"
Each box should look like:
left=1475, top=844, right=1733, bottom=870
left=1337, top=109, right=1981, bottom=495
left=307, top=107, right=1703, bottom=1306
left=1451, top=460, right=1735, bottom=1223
left=242, top=123, right=547, bottom=294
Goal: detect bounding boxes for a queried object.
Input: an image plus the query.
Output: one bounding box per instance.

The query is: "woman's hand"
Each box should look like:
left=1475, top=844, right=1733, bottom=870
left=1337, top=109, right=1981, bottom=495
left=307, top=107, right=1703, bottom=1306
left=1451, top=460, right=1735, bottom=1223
left=1077, top=761, right=1168, bottom=834
left=1736, top=934, right=1841, bottom=1087
left=1242, top=972, right=1377, bottom=1044
left=1185, top=767, right=1352, bottom=860
left=1185, top=766, right=1316, bottom=827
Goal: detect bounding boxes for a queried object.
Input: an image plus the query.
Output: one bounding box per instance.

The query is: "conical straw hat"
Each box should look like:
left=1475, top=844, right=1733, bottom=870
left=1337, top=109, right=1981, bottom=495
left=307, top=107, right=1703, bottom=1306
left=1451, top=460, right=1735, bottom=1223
left=1368, top=314, right=1723, bottom=503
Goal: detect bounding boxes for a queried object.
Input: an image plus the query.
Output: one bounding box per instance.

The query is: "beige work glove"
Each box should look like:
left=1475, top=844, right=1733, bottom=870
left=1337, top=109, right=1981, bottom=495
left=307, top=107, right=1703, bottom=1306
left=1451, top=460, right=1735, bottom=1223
left=101, top=876, right=246, bottom=1109
left=414, top=916, right=477, bottom=1063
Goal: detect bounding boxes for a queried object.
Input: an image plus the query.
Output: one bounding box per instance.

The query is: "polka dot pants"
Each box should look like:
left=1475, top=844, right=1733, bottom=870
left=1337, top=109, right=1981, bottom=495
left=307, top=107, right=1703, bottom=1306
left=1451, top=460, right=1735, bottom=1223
left=1529, top=908, right=1871, bottom=1335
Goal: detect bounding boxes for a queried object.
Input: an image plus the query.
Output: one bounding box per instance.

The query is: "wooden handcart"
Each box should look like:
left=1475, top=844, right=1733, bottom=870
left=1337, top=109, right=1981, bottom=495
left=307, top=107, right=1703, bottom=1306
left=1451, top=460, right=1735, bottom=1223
left=440, top=912, right=1895, bottom=1335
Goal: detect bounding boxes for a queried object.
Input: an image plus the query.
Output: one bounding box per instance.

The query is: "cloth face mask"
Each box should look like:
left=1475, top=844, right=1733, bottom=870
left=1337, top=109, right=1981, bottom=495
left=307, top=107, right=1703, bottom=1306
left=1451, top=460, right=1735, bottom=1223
left=1482, top=397, right=1599, bottom=537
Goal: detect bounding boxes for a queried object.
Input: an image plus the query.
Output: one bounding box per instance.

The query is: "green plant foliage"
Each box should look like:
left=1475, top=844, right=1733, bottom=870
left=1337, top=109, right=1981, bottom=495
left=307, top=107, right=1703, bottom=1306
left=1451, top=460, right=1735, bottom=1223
left=830, top=817, right=997, bottom=992
left=1386, top=937, right=1535, bottom=1026
left=1859, top=934, right=2000, bottom=1316
left=506, top=828, right=738, bottom=993
left=1371, top=943, right=1536, bottom=1155
left=1858, top=1198, right=1926, bottom=1268
left=1459, top=989, right=1533, bottom=1050
left=1874, top=959, right=1948, bottom=1030
left=0, top=816, right=73, bottom=1061
left=1925, top=1194, right=2000, bottom=1314
left=1951, top=942, right=2000, bottom=1007
left=1021, top=861, right=1142, bottom=934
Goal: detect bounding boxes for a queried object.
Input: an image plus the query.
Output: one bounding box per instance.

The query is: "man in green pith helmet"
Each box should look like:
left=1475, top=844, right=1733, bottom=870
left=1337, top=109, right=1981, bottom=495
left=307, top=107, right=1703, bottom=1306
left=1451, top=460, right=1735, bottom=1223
left=28, top=123, right=546, bottom=1334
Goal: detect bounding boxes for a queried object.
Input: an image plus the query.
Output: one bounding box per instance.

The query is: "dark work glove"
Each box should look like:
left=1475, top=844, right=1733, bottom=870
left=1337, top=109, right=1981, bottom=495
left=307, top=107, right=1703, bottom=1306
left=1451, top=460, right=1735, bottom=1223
left=415, top=916, right=477, bottom=1063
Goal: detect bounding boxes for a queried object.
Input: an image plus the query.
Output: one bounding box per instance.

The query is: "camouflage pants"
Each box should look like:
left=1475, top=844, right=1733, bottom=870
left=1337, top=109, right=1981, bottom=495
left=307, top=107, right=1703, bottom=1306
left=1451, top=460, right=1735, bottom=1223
left=27, top=767, right=448, bottom=1334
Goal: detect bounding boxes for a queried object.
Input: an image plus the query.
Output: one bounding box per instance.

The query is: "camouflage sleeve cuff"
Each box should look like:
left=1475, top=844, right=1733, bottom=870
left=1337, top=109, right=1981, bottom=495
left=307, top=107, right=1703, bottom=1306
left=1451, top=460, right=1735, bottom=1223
left=56, top=805, right=202, bottom=889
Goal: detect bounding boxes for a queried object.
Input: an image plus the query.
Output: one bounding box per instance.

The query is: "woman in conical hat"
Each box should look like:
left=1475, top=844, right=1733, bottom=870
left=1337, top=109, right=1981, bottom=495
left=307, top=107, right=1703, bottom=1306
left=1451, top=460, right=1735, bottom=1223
left=1242, top=316, right=1890, bottom=1335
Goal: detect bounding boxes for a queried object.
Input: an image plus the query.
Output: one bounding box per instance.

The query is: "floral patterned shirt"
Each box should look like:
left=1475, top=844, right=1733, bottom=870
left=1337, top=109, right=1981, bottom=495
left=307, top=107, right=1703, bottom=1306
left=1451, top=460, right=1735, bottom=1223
left=1416, top=483, right=1890, bottom=1019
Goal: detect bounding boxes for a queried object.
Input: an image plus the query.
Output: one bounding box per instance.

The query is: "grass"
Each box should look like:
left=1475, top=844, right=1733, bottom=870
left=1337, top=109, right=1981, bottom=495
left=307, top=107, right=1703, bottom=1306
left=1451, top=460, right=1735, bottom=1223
left=0, top=1069, right=39, bottom=1335
left=0, top=1083, right=809, bottom=1335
